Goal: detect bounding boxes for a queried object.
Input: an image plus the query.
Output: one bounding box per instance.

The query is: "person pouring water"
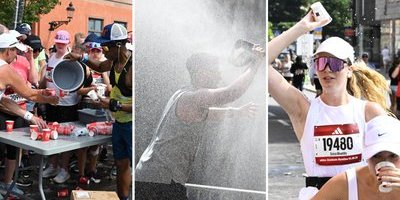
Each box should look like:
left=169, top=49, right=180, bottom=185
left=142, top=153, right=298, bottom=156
left=64, top=23, right=132, bottom=200
left=268, top=3, right=390, bottom=194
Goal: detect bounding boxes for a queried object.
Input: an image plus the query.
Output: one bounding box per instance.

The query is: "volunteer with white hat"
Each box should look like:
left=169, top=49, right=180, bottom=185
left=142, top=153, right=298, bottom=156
left=312, top=115, right=400, bottom=199
left=0, top=33, right=58, bottom=108
left=268, top=10, right=390, bottom=195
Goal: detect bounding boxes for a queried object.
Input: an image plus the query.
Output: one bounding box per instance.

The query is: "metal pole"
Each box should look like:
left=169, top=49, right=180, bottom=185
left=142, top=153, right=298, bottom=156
left=17, top=0, right=25, bottom=24
left=13, top=0, right=20, bottom=29
left=392, top=19, right=396, bottom=70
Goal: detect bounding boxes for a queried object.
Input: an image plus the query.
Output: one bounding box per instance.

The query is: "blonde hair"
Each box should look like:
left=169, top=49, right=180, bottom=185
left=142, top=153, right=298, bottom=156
left=347, top=60, right=391, bottom=113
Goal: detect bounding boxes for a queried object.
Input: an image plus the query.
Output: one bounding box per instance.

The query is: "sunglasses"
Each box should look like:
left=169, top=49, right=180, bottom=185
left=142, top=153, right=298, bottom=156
left=314, top=57, right=347, bottom=72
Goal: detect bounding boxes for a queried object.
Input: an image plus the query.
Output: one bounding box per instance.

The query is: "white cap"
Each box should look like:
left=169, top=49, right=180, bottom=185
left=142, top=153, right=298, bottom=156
left=313, top=37, right=355, bottom=64
left=364, top=115, right=400, bottom=160
left=109, top=23, right=128, bottom=41
left=0, top=33, right=27, bottom=52
left=9, top=30, right=23, bottom=38
left=9, top=30, right=27, bottom=41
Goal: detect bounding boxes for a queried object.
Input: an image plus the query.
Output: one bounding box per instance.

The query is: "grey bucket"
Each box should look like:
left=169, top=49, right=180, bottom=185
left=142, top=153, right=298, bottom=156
left=52, top=60, right=85, bottom=92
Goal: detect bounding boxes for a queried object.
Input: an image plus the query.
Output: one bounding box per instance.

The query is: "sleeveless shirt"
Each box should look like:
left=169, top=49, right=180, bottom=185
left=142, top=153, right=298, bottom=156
left=136, top=89, right=207, bottom=184
left=301, top=96, right=367, bottom=177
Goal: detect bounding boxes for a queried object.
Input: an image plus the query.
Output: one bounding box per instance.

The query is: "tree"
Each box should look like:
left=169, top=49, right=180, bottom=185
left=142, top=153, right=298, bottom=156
left=301, top=0, right=352, bottom=38
left=0, top=0, right=60, bottom=28
left=268, top=0, right=352, bottom=38
left=268, top=0, right=304, bottom=26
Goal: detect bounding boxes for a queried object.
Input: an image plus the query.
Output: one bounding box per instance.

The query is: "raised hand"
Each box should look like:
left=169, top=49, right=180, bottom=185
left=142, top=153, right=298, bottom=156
left=238, top=102, right=258, bottom=118
left=297, top=10, right=331, bottom=34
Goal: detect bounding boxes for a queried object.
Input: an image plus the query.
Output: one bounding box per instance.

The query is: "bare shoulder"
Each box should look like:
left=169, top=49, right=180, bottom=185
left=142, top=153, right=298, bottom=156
left=364, top=101, right=388, bottom=122
left=176, top=90, right=207, bottom=123
left=312, top=172, right=347, bottom=200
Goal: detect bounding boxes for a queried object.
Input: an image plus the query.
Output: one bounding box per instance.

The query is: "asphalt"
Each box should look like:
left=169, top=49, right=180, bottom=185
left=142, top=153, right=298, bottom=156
left=268, top=87, right=316, bottom=200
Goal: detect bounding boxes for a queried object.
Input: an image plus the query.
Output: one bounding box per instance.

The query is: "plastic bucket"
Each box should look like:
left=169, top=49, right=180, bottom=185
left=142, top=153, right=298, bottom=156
left=52, top=60, right=85, bottom=92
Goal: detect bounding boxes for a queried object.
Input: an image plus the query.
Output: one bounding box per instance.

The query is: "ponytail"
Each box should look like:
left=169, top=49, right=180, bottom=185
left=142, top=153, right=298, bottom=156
left=347, top=60, right=392, bottom=113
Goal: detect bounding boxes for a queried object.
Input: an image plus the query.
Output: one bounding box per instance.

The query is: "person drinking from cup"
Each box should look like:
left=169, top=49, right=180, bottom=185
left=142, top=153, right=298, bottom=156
left=311, top=115, right=400, bottom=199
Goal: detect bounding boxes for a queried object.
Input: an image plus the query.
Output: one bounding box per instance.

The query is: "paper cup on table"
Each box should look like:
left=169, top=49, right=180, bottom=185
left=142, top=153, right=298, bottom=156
left=42, top=129, right=51, bottom=141
left=5, top=120, right=14, bottom=133
left=37, top=132, right=43, bottom=140
left=51, top=130, right=58, bottom=140
left=51, top=122, right=60, bottom=131
left=30, top=131, right=38, bottom=140
left=87, top=90, right=99, bottom=101
left=29, top=124, right=39, bottom=135
left=29, top=124, right=39, bottom=133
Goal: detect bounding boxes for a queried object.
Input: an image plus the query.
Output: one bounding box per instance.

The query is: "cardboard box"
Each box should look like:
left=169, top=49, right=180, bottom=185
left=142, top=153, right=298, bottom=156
left=71, top=190, right=119, bottom=200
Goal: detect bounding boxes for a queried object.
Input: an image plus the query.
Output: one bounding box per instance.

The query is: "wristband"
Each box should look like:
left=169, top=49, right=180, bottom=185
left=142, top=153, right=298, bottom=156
left=23, top=111, right=34, bottom=121
left=81, top=53, right=89, bottom=64
left=109, top=99, right=121, bottom=112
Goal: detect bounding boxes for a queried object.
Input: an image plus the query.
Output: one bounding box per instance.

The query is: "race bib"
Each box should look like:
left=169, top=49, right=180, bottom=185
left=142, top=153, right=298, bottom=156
left=314, top=123, right=362, bottom=165
left=92, top=73, right=104, bottom=85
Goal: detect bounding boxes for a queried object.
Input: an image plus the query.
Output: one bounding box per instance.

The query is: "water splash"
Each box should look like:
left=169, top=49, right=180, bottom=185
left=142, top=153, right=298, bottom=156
left=136, top=0, right=266, bottom=199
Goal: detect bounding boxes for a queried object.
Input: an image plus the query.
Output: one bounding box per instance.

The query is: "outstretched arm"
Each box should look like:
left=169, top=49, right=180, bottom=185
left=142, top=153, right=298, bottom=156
left=0, top=97, right=48, bottom=129
left=268, top=11, right=329, bottom=140
left=269, top=13, right=327, bottom=117
left=64, top=52, right=113, bottom=72
left=193, top=46, right=264, bottom=108
left=2, top=66, right=59, bottom=105
left=208, top=102, right=257, bottom=120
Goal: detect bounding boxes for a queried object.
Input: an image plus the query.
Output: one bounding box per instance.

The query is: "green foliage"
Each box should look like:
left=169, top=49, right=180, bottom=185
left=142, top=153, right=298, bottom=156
left=268, top=21, right=274, bottom=41
left=269, top=0, right=352, bottom=37
left=302, top=0, right=352, bottom=37
left=269, top=0, right=304, bottom=25
left=0, top=0, right=59, bottom=28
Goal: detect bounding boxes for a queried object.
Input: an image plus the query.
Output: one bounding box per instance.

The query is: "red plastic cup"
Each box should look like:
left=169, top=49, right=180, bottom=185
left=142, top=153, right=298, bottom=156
left=30, top=131, right=38, bottom=140
left=29, top=124, right=39, bottom=134
left=59, top=90, right=69, bottom=97
left=37, top=132, right=43, bottom=140
left=50, top=130, right=58, bottom=140
left=47, top=88, right=56, bottom=96
left=5, top=120, right=14, bottom=133
left=52, top=122, right=60, bottom=131
left=42, top=129, right=51, bottom=141
left=57, top=187, right=69, bottom=197
left=79, top=176, right=90, bottom=185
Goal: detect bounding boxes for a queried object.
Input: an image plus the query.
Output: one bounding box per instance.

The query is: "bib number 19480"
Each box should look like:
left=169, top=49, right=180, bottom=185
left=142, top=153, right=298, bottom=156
left=322, top=137, right=353, bottom=151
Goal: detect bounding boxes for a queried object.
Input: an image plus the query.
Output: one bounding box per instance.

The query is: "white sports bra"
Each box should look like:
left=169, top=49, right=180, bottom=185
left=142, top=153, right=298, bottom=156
left=346, top=168, right=358, bottom=200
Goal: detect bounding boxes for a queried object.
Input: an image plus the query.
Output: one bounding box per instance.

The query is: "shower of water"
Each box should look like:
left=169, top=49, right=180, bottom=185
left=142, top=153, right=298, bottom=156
left=135, top=1, right=266, bottom=199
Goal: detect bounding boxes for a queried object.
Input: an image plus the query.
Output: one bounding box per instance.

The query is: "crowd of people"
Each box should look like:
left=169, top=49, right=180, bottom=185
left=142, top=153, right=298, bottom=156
left=0, top=22, right=132, bottom=200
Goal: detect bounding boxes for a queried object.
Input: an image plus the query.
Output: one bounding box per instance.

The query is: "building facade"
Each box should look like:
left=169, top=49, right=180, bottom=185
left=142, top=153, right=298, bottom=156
left=376, top=0, right=400, bottom=63
left=32, top=0, right=132, bottom=49
left=353, top=0, right=381, bottom=64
